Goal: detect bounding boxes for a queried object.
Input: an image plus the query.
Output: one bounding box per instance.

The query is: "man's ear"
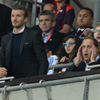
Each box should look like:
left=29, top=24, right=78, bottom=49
left=24, top=17, right=28, bottom=23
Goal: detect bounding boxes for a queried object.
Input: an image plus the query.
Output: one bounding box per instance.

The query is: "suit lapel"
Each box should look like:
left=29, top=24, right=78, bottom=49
left=6, top=33, right=13, bottom=62
left=20, top=28, right=29, bottom=55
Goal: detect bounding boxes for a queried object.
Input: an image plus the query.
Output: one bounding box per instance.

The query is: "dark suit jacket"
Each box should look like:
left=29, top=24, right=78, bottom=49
left=67, top=26, right=93, bottom=38
left=0, top=27, right=48, bottom=78
left=67, top=29, right=84, bottom=37
left=0, top=4, right=13, bottom=45
left=32, top=25, right=66, bottom=54
left=67, top=58, right=100, bottom=71
left=45, top=30, right=66, bottom=54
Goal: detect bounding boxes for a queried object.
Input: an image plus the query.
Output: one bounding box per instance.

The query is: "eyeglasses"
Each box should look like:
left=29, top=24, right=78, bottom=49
left=93, top=29, right=100, bottom=33
left=63, top=41, right=76, bottom=47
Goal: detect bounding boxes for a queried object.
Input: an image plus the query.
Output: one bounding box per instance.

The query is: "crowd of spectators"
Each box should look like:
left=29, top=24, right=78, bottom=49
left=0, top=0, right=100, bottom=79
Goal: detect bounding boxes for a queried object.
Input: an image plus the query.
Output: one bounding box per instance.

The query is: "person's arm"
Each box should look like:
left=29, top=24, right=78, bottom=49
left=88, top=45, right=99, bottom=66
left=60, top=56, right=70, bottom=63
left=59, top=24, right=71, bottom=34
left=65, top=45, right=83, bottom=72
left=73, top=45, right=83, bottom=67
left=90, top=45, right=98, bottom=63
left=0, top=36, right=7, bottom=77
left=60, top=9, right=75, bottom=34
left=32, top=30, right=48, bottom=75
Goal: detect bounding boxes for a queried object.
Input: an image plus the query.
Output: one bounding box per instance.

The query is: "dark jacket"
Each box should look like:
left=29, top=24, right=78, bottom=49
left=0, top=27, right=48, bottom=78
left=32, top=25, right=66, bottom=54
left=67, top=58, right=100, bottom=71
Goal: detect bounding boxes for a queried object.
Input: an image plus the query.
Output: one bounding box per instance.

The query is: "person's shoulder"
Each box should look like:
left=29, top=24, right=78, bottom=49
left=0, top=4, right=11, bottom=11
left=53, top=30, right=66, bottom=36
left=2, top=32, right=12, bottom=40
left=66, top=29, right=77, bottom=36
left=27, top=27, right=42, bottom=37
left=30, top=25, right=42, bottom=33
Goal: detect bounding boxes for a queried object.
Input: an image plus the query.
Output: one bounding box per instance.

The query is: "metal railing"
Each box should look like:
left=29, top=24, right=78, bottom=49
left=0, top=74, right=100, bottom=100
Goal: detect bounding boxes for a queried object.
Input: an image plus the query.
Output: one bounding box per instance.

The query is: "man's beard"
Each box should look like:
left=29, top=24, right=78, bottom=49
left=13, top=24, right=23, bottom=28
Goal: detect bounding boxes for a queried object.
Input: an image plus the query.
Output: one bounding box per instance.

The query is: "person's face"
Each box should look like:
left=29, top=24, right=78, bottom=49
left=64, top=38, right=76, bottom=54
left=77, top=9, right=94, bottom=28
left=82, top=39, right=94, bottom=62
left=39, top=15, right=55, bottom=33
left=11, top=10, right=27, bottom=28
left=94, top=26, right=100, bottom=42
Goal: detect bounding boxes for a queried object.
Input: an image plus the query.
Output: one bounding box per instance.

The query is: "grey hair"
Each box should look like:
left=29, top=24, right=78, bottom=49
left=38, top=10, right=56, bottom=22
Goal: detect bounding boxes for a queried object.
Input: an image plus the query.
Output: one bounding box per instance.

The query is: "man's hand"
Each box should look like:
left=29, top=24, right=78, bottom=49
left=0, top=67, right=7, bottom=77
left=73, top=45, right=83, bottom=67
left=90, top=45, right=97, bottom=62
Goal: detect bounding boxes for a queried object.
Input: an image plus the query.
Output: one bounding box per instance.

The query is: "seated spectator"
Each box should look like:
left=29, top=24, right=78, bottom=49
left=45, top=45, right=58, bottom=75
left=39, top=10, right=66, bottom=54
left=43, top=3, right=54, bottom=11
left=67, top=37, right=100, bottom=72
left=53, top=0, right=75, bottom=34
left=56, top=35, right=81, bottom=72
left=68, top=8, right=94, bottom=39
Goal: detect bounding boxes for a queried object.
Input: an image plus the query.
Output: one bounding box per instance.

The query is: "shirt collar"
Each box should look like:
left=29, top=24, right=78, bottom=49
left=77, top=26, right=93, bottom=32
left=13, top=27, right=25, bottom=34
left=84, top=55, right=100, bottom=71
left=77, top=28, right=85, bottom=32
left=42, top=30, right=52, bottom=38
left=84, top=55, right=100, bottom=65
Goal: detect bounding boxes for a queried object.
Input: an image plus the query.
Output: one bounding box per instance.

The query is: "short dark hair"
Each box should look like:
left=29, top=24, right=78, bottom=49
left=81, top=8, right=94, bottom=17
left=39, top=10, right=56, bottom=22
left=12, top=4, right=28, bottom=17
left=83, top=37, right=98, bottom=48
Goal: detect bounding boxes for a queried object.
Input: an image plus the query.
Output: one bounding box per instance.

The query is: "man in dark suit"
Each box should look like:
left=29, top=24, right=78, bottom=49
left=0, top=4, right=13, bottom=46
left=0, top=5, right=48, bottom=78
left=38, top=10, right=66, bottom=54
left=68, top=8, right=94, bottom=39
left=68, top=37, right=100, bottom=71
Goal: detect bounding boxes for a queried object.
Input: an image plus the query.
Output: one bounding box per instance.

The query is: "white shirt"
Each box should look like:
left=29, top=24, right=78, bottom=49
left=77, top=28, right=85, bottom=32
left=13, top=27, right=25, bottom=34
left=42, top=31, right=51, bottom=43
